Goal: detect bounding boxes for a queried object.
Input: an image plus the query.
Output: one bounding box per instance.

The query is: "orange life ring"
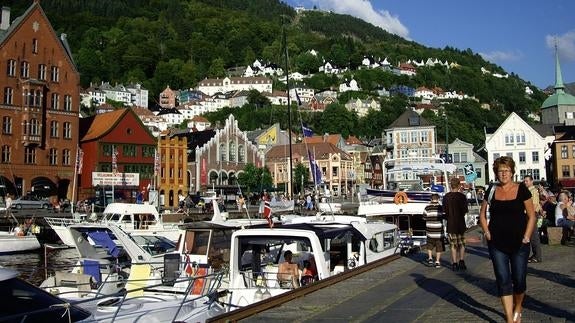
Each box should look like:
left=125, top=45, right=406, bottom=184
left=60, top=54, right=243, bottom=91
left=393, top=191, right=408, bottom=204
left=191, top=267, right=208, bottom=295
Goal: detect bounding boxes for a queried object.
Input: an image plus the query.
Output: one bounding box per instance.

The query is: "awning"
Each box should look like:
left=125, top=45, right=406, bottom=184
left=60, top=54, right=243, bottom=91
left=560, top=179, right=575, bottom=188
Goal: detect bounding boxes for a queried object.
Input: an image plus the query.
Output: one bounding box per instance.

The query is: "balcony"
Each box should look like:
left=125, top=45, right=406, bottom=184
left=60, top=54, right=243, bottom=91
left=22, top=134, right=41, bottom=146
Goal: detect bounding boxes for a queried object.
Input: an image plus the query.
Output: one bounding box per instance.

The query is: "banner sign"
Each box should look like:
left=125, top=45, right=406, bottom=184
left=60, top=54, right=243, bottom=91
left=92, top=172, right=140, bottom=186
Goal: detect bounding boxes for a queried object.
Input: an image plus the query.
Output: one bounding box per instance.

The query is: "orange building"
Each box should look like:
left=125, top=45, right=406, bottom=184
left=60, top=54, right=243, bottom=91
left=79, top=108, right=156, bottom=203
left=0, top=2, right=80, bottom=199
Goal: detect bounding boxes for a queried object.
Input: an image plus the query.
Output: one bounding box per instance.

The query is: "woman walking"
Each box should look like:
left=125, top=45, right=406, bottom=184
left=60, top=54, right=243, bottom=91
left=479, top=156, right=536, bottom=323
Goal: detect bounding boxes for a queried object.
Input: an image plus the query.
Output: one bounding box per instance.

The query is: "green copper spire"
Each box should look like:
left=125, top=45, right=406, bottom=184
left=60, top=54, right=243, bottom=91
left=555, top=43, right=565, bottom=93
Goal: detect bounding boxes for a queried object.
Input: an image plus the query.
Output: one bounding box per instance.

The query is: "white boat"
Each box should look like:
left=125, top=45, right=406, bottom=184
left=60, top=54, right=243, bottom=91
left=357, top=156, right=455, bottom=248
left=224, top=216, right=398, bottom=309
left=1, top=266, right=225, bottom=323
left=0, top=216, right=41, bottom=254
left=46, top=202, right=182, bottom=247
left=0, top=229, right=41, bottom=254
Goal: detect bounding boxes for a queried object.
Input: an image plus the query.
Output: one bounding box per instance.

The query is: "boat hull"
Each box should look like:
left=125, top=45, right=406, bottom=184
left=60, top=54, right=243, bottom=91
left=0, top=233, right=41, bottom=254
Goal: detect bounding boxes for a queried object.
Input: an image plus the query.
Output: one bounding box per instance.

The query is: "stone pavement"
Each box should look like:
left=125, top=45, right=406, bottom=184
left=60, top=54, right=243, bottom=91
left=243, top=228, right=575, bottom=322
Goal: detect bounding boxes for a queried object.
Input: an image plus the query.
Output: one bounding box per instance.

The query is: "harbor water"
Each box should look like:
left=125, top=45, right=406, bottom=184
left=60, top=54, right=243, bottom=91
left=0, top=246, right=79, bottom=285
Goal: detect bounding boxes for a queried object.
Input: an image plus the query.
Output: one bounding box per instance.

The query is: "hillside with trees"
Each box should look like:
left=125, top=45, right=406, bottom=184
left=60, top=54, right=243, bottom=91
left=6, top=0, right=550, bottom=148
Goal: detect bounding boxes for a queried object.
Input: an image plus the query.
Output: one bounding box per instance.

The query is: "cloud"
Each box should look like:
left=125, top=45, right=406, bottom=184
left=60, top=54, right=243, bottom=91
left=478, top=50, right=523, bottom=63
left=546, top=30, right=575, bottom=61
left=309, top=0, right=409, bottom=39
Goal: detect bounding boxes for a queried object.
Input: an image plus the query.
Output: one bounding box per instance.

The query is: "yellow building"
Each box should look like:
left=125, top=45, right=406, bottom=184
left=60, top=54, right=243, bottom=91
left=158, top=134, right=188, bottom=209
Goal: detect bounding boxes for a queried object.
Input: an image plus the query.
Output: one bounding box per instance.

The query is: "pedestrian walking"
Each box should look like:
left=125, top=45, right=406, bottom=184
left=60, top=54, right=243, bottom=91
left=443, top=177, right=469, bottom=271
left=479, top=156, right=536, bottom=323
left=523, top=175, right=542, bottom=263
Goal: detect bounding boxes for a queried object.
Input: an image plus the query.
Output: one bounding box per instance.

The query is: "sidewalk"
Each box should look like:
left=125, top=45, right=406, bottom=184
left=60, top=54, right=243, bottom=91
left=243, top=228, right=575, bottom=322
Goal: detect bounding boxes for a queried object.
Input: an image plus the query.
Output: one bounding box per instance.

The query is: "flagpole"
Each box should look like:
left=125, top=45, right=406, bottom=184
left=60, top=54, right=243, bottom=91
left=112, top=145, right=116, bottom=204
left=71, top=146, right=79, bottom=214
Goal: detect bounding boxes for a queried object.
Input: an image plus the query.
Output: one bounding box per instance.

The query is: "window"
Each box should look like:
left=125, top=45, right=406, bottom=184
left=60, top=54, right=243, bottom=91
left=420, top=131, right=428, bottom=143
left=51, top=93, right=59, bottom=110
left=20, top=61, right=30, bottom=78
left=62, top=149, right=71, bottom=166
left=51, top=66, right=59, bottom=82
left=506, top=152, right=513, bottom=157
left=102, top=144, right=112, bottom=156
left=400, top=132, right=408, bottom=143
left=562, top=165, right=570, bottom=177
left=2, top=117, right=12, bottom=134
left=229, top=142, right=236, bottom=162
left=123, top=145, right=136, bottom=157
left=533, top=169, right=540, bottom=180
left=572, top=145, right=575, bottom=159
left=6, top=59, right=16, bottom=77
left=38, top=64, right=46, bottom=80
left=453, top=153, right=460, bottom=163
left=3, top=87, right=13, bottom=105
left=32, top=38, right=38, bottom=54
left=410, top=131, right=418, bottom=143
left=24, top=147, right=36, bottom=164
left=493, top=153, right=500, bottom=160
left=561, top=145, right=568, bottom=159
left=520, top=169, right=527, bottom=178
left=460, top=152, right=468, bottom=163
left=476, top=168, right=482, bottom=178
left=33, top=90, right=41, bottom=107
left=1, top=145, right=10, bottom=163
left=50, top=121, right=58, bottom=138
left=516, top=132, right=526, bottom=145
left=519, top=152, right=526, bottom=163
left=63, top=95, right=72, bottom=111
left=49, top=148, right=58, bottom=165
left=532, top=151, right=539, bottom=163
left=29, top=118, right=40, bottom=135
left=63, top=122, right=72, bottom=139
left=238, top=145, right=245, bottom=162
left=142, top=146, right=155, bottom=158
left=219, top=143, right=226, bottom=162
left=505, top=132, right=514, bottom=145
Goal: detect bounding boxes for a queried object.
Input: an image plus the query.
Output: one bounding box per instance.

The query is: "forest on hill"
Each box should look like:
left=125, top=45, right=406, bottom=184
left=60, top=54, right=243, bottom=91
left=7, top=0, right=550, bottom=148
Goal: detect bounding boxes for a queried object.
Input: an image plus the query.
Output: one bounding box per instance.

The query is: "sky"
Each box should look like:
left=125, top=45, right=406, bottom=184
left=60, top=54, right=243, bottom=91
left=286, top=0, right=575, bottom=89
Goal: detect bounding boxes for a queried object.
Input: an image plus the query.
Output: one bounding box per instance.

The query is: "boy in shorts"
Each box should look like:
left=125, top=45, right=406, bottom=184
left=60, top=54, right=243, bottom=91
left=423, top=194, right=445, bottom=268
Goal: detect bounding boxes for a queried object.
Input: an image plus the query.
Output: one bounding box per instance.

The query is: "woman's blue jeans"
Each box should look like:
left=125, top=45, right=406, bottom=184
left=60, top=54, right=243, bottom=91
left=488, top=242, right=530, bottom=296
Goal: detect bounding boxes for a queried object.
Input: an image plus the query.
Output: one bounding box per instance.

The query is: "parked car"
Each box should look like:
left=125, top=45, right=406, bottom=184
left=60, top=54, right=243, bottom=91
left=11, top=195, right=51, bottom=209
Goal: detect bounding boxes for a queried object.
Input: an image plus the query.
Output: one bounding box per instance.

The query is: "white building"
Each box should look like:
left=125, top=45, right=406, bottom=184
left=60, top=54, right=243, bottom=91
left=447, top=138, right=487, bottom=187
left=484, top=112, right=552, bottom=182
left=197, top=76, right=272, bottom=96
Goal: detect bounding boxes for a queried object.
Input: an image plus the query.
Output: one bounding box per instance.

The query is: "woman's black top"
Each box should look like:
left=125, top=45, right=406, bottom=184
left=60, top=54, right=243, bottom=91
left=486, top=182, right=531, bottom=254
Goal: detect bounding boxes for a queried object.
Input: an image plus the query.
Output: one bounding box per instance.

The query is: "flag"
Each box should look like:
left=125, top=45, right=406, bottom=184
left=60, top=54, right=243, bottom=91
left=294, top=89, right=302, bottom=107
left=111, top=146, right=118, bottom=175
left=263, top=200, right=273, bottom=228
left=75, top=148, right=84, bottom=175
left=302, top=124, right=313, bottom=138
left=184, top=254, right=194, bottom=276
left=154, top=149, right=160, bottom=176
left=308, top=149, right=322, bottom=185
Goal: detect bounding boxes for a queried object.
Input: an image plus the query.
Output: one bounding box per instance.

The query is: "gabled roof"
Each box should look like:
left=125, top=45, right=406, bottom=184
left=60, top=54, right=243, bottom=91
left=303, top=134, right=342, bottom=146
left=80, top=109, right=129, bottom=141
left=0, top=2, right=77, bottom=72
left=387, top=109, right=433, bottom=128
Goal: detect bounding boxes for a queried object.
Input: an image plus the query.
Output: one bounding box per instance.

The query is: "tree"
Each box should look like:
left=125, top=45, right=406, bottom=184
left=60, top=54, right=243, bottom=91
left=294, top=162, right=310, bottom=195
left=207, top=58, right=226, bottom=78
left=237, top=163, right=273, bottom=194
left=246, top=89, right=271, bottom=108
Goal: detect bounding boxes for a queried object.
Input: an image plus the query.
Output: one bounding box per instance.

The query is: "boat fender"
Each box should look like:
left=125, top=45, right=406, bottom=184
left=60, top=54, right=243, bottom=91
left=347, top=257, right=356, bottom=269
left=393, top=191, right=408, bottom=204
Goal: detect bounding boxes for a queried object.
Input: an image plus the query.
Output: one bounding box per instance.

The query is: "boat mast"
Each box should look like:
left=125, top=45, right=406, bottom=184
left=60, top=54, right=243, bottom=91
left=282, top=16, right=293, bottom=198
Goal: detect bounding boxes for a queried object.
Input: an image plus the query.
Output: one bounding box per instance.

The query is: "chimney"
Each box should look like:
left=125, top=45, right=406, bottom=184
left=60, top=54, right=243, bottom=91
left=1, top=7, right=10, bottom=31
left=60, top=33, right=67, bottom=41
